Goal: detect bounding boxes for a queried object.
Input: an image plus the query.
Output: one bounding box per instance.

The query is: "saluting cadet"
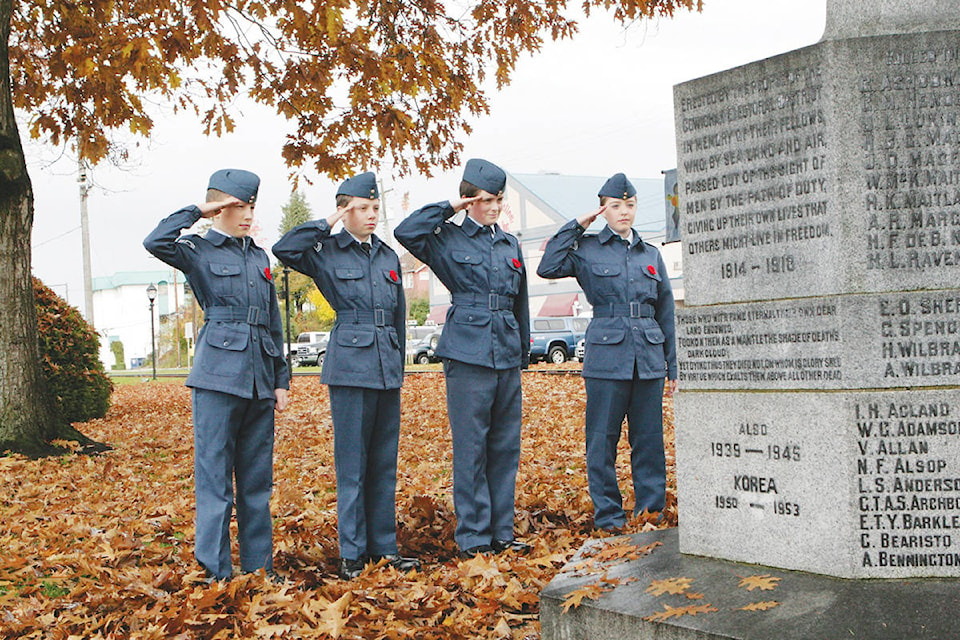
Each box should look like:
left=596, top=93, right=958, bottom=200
left=272, top=172, right=419, bottom=580
left=143, top=169, right=290, bottom=581
left=394, top=159, right=532, bottom=558
left=537, top=173, right=678, bottom=532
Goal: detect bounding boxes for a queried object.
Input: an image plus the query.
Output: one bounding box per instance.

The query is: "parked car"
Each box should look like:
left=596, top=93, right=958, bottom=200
left=575, top=338, right=585, bottom=361
left=529, top=316, right=590, bottom=364
left=294, top=331, right=329, bottom=367
left=408, top=331, right=441, bottom=365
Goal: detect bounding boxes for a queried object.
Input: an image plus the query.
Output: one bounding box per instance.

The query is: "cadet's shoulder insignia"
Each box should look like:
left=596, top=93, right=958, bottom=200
left=572, top=240, right=579, bottom=250
left=176, top=237, right=197, bottom=250
left=433, top=226, right=442, bottom=235
left=314, top=241, right=323, bottom=253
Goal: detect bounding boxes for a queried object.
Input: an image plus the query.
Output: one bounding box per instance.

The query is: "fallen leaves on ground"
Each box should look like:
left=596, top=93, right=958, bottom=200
left=739, top=601, right=780, bottom=612
left=0, top=371, right=677, bottom=638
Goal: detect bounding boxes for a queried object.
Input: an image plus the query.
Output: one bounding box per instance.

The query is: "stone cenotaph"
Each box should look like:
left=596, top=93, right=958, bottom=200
left=674, top=0, right=960, bottom=578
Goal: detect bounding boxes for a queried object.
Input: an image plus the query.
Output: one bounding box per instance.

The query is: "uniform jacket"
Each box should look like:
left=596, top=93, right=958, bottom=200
left=272, top=220, right=405, bottom=390
left=537, top=219, right=677, bottom=381
left=394, top=201, right=530, bottom=370
left=143, top=206, right=290, bottom=398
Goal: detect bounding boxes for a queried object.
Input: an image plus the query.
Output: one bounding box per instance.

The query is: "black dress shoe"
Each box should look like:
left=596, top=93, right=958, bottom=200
left=338, top=557, right=366, bottom=580
left=374, top=554, right=421, bottom=573
left=458, top=544, right=493, bottom=559
left=491, top=539, right=532, bottom=555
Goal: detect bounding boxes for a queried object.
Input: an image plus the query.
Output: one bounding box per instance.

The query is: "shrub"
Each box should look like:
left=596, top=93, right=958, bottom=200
left=110, top=340, right=125, bottom=370
left=34, top=278, right=112, bottom=424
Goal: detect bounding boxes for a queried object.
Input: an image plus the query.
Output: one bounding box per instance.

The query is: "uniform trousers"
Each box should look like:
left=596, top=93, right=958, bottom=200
left=328, top=386, right=401, bottom=560
left=442, top=359, right=522, bottom=550
left=192, top=388, right=275, bottom=579
left=583, top=374, right=666, bottom=530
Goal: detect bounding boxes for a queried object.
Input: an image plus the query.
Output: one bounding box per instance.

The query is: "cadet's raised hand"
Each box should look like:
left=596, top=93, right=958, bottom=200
left=327, top=200, right=356, bottom=227
left=198, top=195, right=244, bottom=218
left=576, top=204, right=608, bottom=229
left=450, top=195, right=483, bottom=211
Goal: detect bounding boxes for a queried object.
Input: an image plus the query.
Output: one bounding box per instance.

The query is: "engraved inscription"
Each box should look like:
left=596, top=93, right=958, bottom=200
left=860, top=45, right=960, bottom=275
left=676, top=56, right=831, bottom=300
left=855, top=400, right=960, bottom=569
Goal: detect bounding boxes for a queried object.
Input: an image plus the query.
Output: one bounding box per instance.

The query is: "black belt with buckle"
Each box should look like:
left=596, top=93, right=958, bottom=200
left=592, top=302, right=655, bottom=318
left=205, top=306, right=269, bottom=326
left=451, top=292, right=515, bottom=310
left=336, top=308, right=388, bottom=326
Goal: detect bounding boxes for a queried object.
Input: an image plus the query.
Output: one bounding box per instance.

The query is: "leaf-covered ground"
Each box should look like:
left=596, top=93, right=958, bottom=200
left=0, top=371, right=676, bottom=639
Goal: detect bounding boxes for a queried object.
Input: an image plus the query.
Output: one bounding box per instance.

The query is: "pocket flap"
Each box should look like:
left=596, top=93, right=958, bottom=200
left=642, top=265, right=663, bottom=282
left=590, top=263, right=621, bottom=277
left=587, top=328, right=626, bottom=345
left=335, top=266, right=364, bottom=280
left=452, top=306, right=491, bottom=326
left=383, top=269, right=401, bottom=285
left=209, top=262, right=242, bottom=277
left=451, top=250, right=482, bottom=265
left=205, top=324, right=249, bottom=351
left=644, top=327, right=665, bottom=344
left=336, top=328, right=375, bottom=347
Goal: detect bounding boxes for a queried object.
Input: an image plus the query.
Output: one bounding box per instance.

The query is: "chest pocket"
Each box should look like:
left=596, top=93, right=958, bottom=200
left=590, top=263, right=622, bottom=299
left=335, top=266, right=365, bottom=297
left=380, top=268, right=401, bottom=307
left=503, top=255, right=522, bottom=294
left=209, top=262, right=243, bottom=300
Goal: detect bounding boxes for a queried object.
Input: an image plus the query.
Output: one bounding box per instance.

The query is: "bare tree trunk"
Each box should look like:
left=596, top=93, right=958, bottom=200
left=0, top=0, right=92, bottom=455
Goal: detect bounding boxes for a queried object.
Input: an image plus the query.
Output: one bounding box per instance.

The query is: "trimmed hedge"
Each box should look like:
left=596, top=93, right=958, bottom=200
left=34, top=278, right=112, bottom=424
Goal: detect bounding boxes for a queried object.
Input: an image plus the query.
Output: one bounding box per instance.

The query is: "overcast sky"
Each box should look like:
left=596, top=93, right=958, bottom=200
left=24, top=0, right=827, bottom=313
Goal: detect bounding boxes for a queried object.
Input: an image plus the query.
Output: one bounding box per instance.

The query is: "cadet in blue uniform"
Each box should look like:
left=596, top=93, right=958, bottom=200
left=143, top=169, right=290, bottom=580
left=394, top=159, right=532, bottom=558
left=537, top=173, right=678, bottom=532
left=272, top=172, right=419, bottom=580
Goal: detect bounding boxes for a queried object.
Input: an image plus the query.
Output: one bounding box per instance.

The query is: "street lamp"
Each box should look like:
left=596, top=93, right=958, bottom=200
left=146, top=283, right=158, bottom=380
left=282, top=265, right=293, bottom=373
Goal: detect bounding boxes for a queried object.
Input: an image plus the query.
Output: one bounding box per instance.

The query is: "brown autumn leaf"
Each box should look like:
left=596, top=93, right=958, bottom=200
left=739, top=601, right=781, bottom=612
left=643, top=603, right=719, bottom=622
left=646, top=577, right=694, bottom=596
left=737, top=575, right=782, bottom=592
left=685, top=592, right=705, bottom=600
left=561, top=581, right=613, bottom=613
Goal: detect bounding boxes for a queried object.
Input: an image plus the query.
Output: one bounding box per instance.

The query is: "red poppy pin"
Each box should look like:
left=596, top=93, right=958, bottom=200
left=512, top=258, right=521, bottom=268
left=264, top=267, right=273, bottom=280
left=647, top=265, right=656, bottom=275
left=390, top=270, right=399, bottom=282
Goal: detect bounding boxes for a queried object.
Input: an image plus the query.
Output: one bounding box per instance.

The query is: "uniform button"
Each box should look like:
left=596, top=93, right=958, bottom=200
left=352, top=337, right=358, bottom=344
left=632, top=326, right=638, bottom=331
left=603, top=269, right=609, bottom=274
left=493, top=267, right=499, bottom=272
left=253, top=336, right=259, bottom=341
left=373, top=281, right=378, bottom=286
left=249, top=281, right=254, bottom=286
left=223, top=340, right=230, bottom=346
left=630, top=278, right=635, bottom=283
left=602, top=336, right=608, bottom=342
left=468, top=316, right=474, bottom=321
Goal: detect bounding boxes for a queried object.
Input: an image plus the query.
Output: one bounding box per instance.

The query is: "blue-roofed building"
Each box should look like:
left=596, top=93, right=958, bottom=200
left=424, top=171, right=684, bottom=324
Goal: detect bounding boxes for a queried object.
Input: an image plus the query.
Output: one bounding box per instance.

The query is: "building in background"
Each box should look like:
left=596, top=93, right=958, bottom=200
left=92, top=270, right=188, bottom=369
left=423, top=172, right=685, bottom=324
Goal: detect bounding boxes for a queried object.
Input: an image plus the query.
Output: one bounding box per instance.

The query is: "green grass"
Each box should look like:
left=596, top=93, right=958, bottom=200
left=41, top=580, right=70, bottom=598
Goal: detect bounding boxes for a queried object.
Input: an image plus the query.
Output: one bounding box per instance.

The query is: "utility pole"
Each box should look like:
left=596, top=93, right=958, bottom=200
left=78, top=159, right=94, bottom=325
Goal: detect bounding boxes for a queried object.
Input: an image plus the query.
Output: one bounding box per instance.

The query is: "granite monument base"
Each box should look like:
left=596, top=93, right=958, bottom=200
left=540, top=527, right=960, bottom=640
